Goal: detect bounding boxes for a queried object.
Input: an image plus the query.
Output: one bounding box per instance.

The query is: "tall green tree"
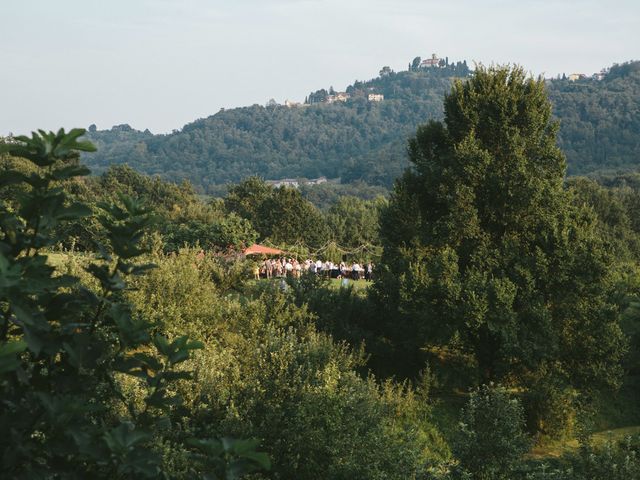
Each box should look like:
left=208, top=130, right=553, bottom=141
left=225, top=177, right=329, bottom=248
left=258, top=186, right=329, bottom=248
left=373, top=66, right=627, bottom=432
left=224, top=176, right=273, bottom=232
left=325, top=195, right=385, bottom=250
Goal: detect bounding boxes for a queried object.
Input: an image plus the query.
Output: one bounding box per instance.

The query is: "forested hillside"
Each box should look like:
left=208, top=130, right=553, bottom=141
left=82, top=60, right=640, bottom=192
left=548, top=61, right=640, bottom=174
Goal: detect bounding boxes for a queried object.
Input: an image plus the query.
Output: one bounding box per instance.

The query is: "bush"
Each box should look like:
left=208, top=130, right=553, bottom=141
left=453, top=384, right=531, bottom=480
left=524, top=378, right=578, bottom=440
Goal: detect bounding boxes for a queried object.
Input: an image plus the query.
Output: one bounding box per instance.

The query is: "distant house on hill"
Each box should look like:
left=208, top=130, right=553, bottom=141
left=306, top=176, right=327, bottom=185
left=568, top=73, right=587, bottom=81
left=267, top=177, right=327, bottom=188
left=367, top=93, right=384, bottom=102
left=592, top=69, right=607, bottom=81
left=284, top=99, right=303, bottom=108
left=420, top=53, right=440, bottom=68
left=267, top=178, right=299, bottom=188
left=326, top=92, right=350, bottom=103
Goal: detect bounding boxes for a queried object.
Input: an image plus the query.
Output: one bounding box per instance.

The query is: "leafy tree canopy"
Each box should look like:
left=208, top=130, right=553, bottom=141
left=373, top=66, right=627, bottom=433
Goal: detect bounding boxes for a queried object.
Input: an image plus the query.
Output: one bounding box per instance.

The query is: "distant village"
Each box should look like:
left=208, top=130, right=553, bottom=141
left=260, top=53, right=616, bottom=189
left=267, top=53, right=611, bottom=109
left=279, top=90, right=384, bottom=109
left=272, top=53, right=452, bottom=108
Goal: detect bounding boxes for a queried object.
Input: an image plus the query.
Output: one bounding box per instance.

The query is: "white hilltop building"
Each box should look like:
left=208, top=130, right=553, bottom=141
left=326, top=92, right=350, bottom=104
left=420, top=53, right=440, bottom=68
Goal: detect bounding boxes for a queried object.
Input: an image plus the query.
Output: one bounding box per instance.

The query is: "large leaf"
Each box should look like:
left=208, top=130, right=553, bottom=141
left=0, top=340, right=27, bottom=374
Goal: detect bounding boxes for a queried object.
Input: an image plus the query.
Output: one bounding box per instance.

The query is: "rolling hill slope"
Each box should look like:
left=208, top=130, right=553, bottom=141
left=84, top=60, right=640, bottom=192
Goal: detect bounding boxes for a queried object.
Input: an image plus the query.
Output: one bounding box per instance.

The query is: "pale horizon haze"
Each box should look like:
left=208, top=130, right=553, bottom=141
left=1, top=0, right=638, bottom=135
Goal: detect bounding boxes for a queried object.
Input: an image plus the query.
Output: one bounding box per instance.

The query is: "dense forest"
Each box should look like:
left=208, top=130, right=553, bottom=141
left=80, top=60, right=640, bottom=193
left=2, top=66, right=640, bottom=479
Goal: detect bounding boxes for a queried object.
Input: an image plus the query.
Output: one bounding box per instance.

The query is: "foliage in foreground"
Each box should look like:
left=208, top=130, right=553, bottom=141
left=124, top=248, right=450, bottom=479
left=0, top=130, right=268, bottom=478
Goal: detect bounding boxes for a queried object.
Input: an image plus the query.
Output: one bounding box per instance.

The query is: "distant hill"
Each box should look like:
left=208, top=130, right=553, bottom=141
left=84, top=60, right=640, bottom=193
left=548, top=61, right=640, bottom=175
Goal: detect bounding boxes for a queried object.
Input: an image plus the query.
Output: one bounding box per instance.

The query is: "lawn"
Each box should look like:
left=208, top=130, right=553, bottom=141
left=246, top=276, right=372, bottom=293
left=327, top=277, right=371, bottom=292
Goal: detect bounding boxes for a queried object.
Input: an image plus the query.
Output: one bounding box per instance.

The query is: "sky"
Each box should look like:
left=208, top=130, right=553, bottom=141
left=1, top=0, right=638, bottom=135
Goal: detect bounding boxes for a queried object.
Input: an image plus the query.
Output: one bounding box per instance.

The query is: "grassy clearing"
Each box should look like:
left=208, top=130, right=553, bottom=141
left=246, top=277, right=371, bottom=293
left=528, top=380, right=640, bottom=459
left=592, top=425, right=640, bottom=444
left=435, top=403, right=640, bottom=460
left=431, top=380, right=640, bottom=461
left=327, top=278, right=371, bottom=292
left=529, top=426, right=640, bottom=459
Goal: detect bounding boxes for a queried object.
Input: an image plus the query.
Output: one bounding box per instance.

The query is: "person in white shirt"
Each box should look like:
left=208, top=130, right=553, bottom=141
left=351, top=262, right=361, bottom=280
left=285, top=260, right=293, bottom=276
left=365, top=262, right=373, bottom=281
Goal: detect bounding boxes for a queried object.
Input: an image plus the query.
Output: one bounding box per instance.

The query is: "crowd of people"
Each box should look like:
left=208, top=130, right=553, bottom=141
left=253, top=257, right=375, bottom=281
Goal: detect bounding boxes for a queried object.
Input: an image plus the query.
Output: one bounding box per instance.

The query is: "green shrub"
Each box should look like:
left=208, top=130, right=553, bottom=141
left=524, top=378, right=578, bottom=440
left=453, top=384, right=531, bottom=480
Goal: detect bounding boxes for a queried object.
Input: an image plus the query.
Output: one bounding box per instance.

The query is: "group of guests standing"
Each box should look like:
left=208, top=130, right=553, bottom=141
left=253, top=257, right=375, bottom=281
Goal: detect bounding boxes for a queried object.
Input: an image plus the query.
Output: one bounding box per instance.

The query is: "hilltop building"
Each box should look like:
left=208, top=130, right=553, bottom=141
left=367, top=93, right=384, bottom=102
left=326, top=92, right=350, bottom=103
left=284, top=99, right=303, bottom=108
left=420, top=53, right=440, bottom=68
left=306, top=176, right=327, bottom=185
left=592, top=69, right=608, bottom=81
left=568, top=73, right=587, bottom=81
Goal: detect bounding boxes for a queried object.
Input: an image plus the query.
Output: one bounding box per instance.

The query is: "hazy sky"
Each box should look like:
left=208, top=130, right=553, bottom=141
left=2, top=0, right=638, bottom=134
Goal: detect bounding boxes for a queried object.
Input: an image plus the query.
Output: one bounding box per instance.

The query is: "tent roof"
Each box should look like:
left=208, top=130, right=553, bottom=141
left=243, top=244, right=284, bottom=256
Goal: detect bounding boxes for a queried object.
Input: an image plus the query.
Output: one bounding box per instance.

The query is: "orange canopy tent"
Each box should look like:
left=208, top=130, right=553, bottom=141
left=243, top=244, right=284, bottom=256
